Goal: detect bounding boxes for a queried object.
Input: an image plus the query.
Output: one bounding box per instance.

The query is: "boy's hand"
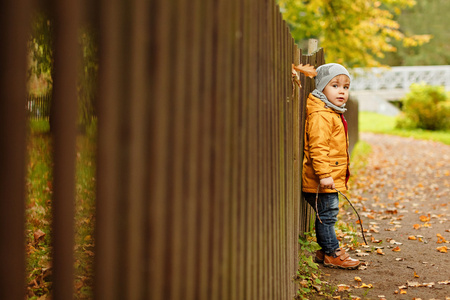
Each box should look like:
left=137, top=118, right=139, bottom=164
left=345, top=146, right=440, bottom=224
left=320, top=177, right=335, bottom=190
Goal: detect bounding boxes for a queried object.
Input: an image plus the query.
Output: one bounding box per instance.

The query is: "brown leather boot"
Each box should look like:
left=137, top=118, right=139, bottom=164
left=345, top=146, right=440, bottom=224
left=315, top=249, right=325, bottom=263
left=324, top=248, right=360, bottom=270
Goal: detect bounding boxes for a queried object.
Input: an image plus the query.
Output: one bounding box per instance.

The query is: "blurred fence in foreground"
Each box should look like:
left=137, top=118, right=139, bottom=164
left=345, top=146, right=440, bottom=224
left=0, top=0, right=361, bottom=299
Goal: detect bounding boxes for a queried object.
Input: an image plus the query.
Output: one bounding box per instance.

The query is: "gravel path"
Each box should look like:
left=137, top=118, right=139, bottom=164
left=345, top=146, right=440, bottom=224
left=321, top=133, right=450, bottom=300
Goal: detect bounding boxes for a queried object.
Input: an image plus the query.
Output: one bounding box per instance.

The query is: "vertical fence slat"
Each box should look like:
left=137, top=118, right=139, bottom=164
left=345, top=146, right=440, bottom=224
left=147, top=0, right=174, bottom=298
left=169, top=0, right=190, bottom=297
left=0, top=1, right=30, bottom=299
left=241, top=0, right=251, bottom=298
left=50, top=0, right=81, bottom=297
left=197, top=0, right=214, bottom=299
left=184, top=0, right=202, bottom=298
left=292, top=43, right=301, bottom=297
left=228, top=0, right=239, bottom=298
left=248, top=0, right=259, bottom=298
left=94, top=0, right=127, bottom=298
left=125, top=0, right=150, bottom=297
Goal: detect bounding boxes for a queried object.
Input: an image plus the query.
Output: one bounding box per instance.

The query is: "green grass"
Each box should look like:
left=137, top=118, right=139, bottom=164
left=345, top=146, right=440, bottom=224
left=359, top=111, right=450, bottom=145
left=26, top=131, right=53, bottom=298
left=26, top=120, right=96, bottom=299
left=29, top=119, right=51, bottom=134
left=350, top=139, right=371, bottom=172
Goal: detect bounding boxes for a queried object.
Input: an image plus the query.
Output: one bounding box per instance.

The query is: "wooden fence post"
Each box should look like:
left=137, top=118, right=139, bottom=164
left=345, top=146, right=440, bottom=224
left=0, top=1, right=31, bottom=299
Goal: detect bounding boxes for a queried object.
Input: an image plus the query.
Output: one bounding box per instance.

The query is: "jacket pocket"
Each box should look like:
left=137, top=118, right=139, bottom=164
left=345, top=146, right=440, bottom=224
left=329, top=157, right=348, bottom=182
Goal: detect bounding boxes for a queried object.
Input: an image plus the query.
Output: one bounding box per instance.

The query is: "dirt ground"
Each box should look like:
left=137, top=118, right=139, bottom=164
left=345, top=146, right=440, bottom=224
left=321, top=133, right=450, bottom=300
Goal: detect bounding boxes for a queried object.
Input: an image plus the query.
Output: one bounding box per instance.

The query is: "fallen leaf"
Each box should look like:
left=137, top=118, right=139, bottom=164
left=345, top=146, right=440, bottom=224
left=299, top=279, right=308, bottom=287
left=385, top=227, right=397, bottom=231
left=292, top=66, right=301, bottom=88
left=436, top=233, right=448, bottom=243
left=371, top=237, right=382, bottom=243
left=408, top=235, right=417, bottom=240
left=337, top=284, right=351, bottom=292
left=389, top=239, right=402, bottom=245
left=293, top=64, right=317, bottom=78
left=392, top=246, right=401, bottom=252
left=354, top=276, right=362, bottom=282
left=34, top=229, right=46, bottom=243
left=376, top=248, right=384, bottom=255
left=414, top=271, right=419, bottom=278
left=408, top=281, right=421, bottom=287
left=421, top=282, right=434, bottom=287
left=400, top=289, right=407, bottom=294
left=413, top=224, right=421, bottom=230
left=419, top=215, right=430, bottom=222
left=436, top=246, right=448, bottom=253
left=422, top=222, right=432, bottom=228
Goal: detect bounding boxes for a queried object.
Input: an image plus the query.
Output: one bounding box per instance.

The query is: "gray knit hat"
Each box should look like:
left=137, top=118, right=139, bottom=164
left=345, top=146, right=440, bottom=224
left=315, top=63, right=351, bottom=92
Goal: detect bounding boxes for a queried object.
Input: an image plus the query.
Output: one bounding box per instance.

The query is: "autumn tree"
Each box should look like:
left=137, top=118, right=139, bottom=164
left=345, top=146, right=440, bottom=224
left=277, top=0, right=431, bottom=67
left=28, top=12, right=98, bottom=132
left=381, top=0, right=450, bottom=66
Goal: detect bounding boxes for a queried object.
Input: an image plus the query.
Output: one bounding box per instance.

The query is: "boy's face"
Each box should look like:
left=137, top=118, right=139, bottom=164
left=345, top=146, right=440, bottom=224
left=322, top=75, right=350, bottom=107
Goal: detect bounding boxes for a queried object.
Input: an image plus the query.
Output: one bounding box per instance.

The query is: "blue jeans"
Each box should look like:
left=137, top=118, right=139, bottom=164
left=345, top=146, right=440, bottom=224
left=303, top=192, right=340, bottom=255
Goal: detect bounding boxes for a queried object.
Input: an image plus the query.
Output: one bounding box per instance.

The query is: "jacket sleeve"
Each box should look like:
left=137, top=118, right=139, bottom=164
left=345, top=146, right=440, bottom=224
left=307, top=112, right=332, bottom=179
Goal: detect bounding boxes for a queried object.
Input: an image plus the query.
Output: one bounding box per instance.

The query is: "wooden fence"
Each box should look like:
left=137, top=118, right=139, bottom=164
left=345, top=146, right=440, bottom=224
left=27, top=93, right=52, bottom=119
left=1, top=0, right=355, bottom=299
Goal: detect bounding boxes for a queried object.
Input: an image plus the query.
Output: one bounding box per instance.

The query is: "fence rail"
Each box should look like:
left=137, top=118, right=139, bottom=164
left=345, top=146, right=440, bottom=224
left=0, top=0, right=353, bottom=299
left=351, top=65, right=450, bottom=91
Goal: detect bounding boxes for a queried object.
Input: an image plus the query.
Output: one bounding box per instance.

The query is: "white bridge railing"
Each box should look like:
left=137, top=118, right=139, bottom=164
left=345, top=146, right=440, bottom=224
left=350, top=65, right=450, bottom=91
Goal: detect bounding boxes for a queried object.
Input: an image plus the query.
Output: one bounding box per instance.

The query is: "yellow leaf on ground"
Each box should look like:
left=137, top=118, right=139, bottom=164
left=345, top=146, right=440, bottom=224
left=437, top=246, right=448, bottom=253
left=413, top=224, right=421, bottom=229
left=419, top=215, right=430, bottom=222
left=400, top=289, right=407, bottom=294
left=354, top=276, right=362, bottom=282
left=392, top=246, right=401, bottom=252
left=437, top=233, right=448, bottom=243
left=408, top=235, right=417, bottom=240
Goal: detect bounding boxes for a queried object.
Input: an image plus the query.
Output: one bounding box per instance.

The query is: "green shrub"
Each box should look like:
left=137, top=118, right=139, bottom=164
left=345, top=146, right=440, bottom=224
left=396, top=83, right=450, bottom=131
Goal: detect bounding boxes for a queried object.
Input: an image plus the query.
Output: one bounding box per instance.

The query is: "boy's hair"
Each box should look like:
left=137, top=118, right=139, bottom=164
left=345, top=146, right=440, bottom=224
left=315, top=63, right=351, bottom=92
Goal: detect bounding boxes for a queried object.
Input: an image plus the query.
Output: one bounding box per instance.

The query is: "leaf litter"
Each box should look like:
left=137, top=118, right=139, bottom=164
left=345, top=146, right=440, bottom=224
left=317, top=133, right=450, bottom=299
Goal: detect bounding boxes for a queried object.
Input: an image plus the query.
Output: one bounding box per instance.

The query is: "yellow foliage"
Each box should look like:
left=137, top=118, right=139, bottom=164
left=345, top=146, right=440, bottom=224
left=277, top=0, right=431, bottom=67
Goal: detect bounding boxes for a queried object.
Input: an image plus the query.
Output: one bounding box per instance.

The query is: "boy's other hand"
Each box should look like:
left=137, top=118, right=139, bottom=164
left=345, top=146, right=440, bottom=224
left=320, top=177, right=335, bottom=190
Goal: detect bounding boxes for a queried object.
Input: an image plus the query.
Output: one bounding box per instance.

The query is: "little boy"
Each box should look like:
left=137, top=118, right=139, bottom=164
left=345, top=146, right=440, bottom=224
left=302, top=63, right=360, bottom=269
